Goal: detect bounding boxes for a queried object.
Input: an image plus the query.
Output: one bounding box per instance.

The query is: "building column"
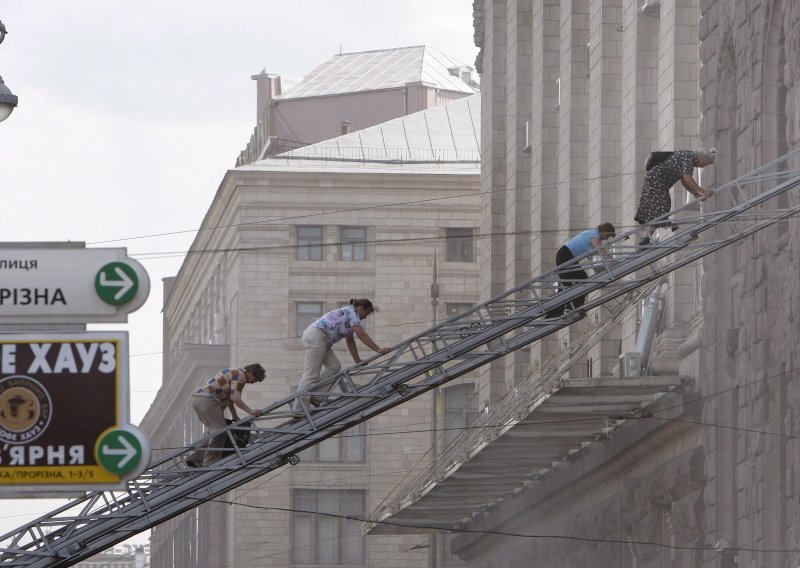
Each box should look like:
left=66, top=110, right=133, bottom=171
left=557, top=0, right=590, bottom=376
left=586, top=0, right=622, bottom=375
left=697, top=2, right=737, bottom=565
left=619, top=0, right=660, bottom=363
left=657, top=0, right=700, bottom=328
left=528, top=0, right=561, bottom=374
left=503, top=0, right=533, bottom=389
left=478, top=0, right=509, bottom=404
left=633, top=0, right=701, bottom=380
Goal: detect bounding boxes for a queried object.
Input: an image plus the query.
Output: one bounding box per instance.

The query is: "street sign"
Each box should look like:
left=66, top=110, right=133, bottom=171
left=0, top=246, right=150, bottom=324
left=95, top=262, right=139, bottom=306
left=0, top=332, right=151, bottom=492
left=95, top=426, right=149, bottom=476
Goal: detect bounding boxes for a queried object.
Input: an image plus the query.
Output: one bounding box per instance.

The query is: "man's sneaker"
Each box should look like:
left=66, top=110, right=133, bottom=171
left=186, top=459, right=200, bottom=469
left=638, top=237, right=651, bottom=246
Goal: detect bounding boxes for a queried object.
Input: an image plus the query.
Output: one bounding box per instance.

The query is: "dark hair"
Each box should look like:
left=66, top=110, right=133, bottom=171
left=597, top=222, right=616, bottom=238
left=243, top=363, right=265, bottom=382
left=350, top=298, right=378, bottom=313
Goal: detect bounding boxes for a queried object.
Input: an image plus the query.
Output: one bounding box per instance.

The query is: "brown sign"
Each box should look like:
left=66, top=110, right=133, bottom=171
left=0, top=332, right=139, bottom=490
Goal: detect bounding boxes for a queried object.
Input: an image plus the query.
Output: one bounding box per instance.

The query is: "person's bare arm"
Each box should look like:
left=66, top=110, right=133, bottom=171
left=345, top=335, right=361, bottom=363
left=354, top=326, right=391, bottom=355
left=590, top=236, right=612, bottom=261
left=230, top=391, right=262, bottom=417
left=229, top=372, right=262, bottom=417
left=681, top=174, right=713, bottom=199
left=227, top=401, right=239, bottom=422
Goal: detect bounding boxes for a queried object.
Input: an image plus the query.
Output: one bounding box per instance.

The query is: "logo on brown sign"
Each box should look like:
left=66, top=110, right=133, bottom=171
left=0, top=376, right=53, bottom=444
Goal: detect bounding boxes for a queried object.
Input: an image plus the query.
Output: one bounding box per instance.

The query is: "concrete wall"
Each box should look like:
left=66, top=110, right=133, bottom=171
left=451, top=0, right=800, bottom=566
left=239, top=83, right=473, bottom=163
left=272, top=86, right=468, bottom=155
left=697, top=1, right=800, bottom=566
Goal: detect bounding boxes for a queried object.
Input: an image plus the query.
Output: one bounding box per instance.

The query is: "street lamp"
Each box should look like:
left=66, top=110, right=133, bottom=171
left=0, top=20, right=19, bottom=122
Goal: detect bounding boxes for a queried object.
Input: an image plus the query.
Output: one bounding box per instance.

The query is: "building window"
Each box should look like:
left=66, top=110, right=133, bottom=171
left=298, top=423, right=364, bottom=462
left=296, top=301, right=323, bottom=337
left=442, top=533, right=466, bottom=566
left=445, top=228, right=475, bottom=262
left=443, top=383, right=479, bottom=447
left=340, top=226, right=367, bottom=261
left=297, top=226, right=324, bottom=261
left=445, top=302, right=474, bottom=318
left=292, top=490, right=365, bottom=565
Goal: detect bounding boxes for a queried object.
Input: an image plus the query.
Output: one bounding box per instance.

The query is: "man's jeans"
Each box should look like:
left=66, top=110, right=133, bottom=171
left=293, top=327, right=341, bottom=410
left=188, top=395, right=228, bottom=466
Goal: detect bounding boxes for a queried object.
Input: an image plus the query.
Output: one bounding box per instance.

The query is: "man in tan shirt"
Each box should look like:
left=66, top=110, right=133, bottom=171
left=186, top=363, right=265, bottom=468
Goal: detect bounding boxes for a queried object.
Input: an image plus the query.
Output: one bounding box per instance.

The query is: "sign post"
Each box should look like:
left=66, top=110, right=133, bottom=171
left=0, top=247, right=150, bottom=324
left=0, top=331, right=150, bottom=491
left=0, top=244, right=152, bottom=493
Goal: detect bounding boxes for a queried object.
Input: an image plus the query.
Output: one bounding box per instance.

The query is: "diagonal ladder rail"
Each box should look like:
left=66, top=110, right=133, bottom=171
left=370, top=280, right=662, bottom=525
left=2, top=149, right=800, bottom=567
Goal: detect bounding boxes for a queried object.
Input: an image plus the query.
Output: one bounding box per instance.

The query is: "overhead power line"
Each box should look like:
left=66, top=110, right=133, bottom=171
left=88, top=169, right=644, bottom=246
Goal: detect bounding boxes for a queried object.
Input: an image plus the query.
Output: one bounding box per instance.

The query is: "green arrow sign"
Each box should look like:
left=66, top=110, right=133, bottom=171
left=95, top=428, right=145, bottom=475
left=95, top=262, right=139, bottom=305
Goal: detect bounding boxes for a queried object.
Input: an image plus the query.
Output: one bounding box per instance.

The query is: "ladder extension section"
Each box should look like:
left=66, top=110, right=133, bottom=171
left=370, top=280, right=662, bottom=525
left=3, top=150, right=800, bottom=567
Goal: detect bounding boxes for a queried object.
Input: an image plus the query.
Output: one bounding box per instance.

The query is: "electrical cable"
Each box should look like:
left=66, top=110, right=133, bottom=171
left=53, top=368, right=800, bottom=564
left=201, top=497, right=800, bottom=555
left=86, top=168, right=642, bottom=246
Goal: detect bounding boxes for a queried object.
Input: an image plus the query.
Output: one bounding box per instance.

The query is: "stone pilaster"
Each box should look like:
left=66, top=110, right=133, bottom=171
left=502, top=0, right=533, bottom=389
left=528, top=0, right=561, bottom=373
left=478, top=0, right=510, bottom=404
left=556, top=0, right=591, bottom=376
left=586, top=0, right=622, bottom=375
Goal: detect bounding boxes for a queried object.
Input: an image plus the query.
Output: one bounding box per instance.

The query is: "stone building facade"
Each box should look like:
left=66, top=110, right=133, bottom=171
left=140, top=97, right=482, bottom=568
left=697, top=1, right=800, bottom=566
left=374, top=1, right=800, bottom=567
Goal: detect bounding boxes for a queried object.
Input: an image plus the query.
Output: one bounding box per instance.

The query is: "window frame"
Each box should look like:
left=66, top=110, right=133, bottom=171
left=442, top=532, right=467, bottom=567
left=298, top=422, right=365, bottom=463
left=295, top=301, right=324, bottom=337
left=339, top=225, right=368, bottom=262
left=292, top=489, right=365, bottom=565
left=297, top=225, right=324, bottom=261
left=445, top=228, right=475, bottom=263
left=443, top=382, right=479, bottom=447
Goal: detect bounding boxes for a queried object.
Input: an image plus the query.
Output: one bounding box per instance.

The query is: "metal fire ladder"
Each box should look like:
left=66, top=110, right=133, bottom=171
left=3, top=149, right=800, bottom=567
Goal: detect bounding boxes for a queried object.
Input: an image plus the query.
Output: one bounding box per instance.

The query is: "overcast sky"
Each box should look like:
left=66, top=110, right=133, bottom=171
left=0, top=0, right=478, bottom=546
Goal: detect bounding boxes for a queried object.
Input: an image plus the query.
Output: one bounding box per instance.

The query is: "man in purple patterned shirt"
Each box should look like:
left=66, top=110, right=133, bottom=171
left=292, top=298, right=390, bottom=415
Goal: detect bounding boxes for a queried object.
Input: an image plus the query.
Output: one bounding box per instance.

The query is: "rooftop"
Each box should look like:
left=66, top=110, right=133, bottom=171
left=266, top=93, right=480, bottom=164
left=276, top=45, right=479, bottom=100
